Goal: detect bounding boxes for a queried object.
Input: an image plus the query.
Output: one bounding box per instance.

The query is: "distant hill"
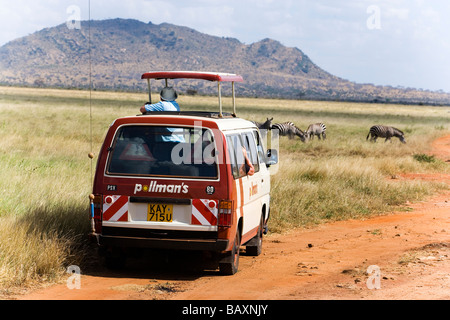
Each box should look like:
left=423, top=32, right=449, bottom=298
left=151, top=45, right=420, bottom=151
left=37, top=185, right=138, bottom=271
left=1, top=18, right=449, bottom=105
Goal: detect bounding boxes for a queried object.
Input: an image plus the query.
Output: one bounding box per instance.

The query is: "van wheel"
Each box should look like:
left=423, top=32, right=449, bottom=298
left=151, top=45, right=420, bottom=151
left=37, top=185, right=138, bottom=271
left=219, top=231, right=240, bottom=275
left=246, top=216, right=263, bottom=256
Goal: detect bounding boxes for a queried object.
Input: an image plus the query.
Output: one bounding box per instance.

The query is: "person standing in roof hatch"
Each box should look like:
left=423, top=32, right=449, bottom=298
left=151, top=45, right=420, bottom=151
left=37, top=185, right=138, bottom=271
left=140, top=87, right=180, bottom=114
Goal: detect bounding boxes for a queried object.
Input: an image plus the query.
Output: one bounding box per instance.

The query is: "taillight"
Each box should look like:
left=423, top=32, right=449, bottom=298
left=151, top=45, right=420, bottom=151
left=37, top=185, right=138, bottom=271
left=218, top=200, right=233, bottom=227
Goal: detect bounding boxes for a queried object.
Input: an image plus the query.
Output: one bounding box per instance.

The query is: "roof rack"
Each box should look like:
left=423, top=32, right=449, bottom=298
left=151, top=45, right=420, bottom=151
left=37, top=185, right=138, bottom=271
left=139, top=111, right=236, bottom=119
left=141, top=71, right=244, bottom=118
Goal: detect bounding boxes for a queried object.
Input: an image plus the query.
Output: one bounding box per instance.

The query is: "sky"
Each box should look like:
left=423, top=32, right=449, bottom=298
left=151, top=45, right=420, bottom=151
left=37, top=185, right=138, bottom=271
left=0, top=0, right=449, bottom=92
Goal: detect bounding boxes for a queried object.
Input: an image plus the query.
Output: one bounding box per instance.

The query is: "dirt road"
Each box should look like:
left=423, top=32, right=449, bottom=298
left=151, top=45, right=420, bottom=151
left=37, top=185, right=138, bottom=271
left=16, top=136, right=450, bottom=300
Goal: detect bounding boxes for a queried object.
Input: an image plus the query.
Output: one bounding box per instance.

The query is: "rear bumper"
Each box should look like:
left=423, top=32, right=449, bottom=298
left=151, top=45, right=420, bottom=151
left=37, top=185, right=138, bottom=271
left=99, top=235, right=228, bottom=251
left=93, top=227, right=228, bottom=251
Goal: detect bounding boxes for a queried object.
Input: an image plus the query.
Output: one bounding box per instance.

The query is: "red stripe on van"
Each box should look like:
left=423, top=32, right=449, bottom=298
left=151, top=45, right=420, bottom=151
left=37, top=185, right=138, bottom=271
left=103, top=195, right=129, bottom=221
left=191, top=214, right=202, bottom=226
left=192, top=199, right=218, bottom=226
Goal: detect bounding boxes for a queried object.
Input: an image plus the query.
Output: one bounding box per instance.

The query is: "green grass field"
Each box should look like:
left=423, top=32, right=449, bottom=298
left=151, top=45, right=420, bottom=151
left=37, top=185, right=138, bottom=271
left=0, top=86, right=449, bottom=292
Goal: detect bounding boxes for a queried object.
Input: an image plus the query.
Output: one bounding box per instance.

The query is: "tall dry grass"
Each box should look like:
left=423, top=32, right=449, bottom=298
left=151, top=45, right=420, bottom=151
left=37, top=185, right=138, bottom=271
left=0, top=86, right=449, bottom=291
left=269, top=153, right=446, bottom=232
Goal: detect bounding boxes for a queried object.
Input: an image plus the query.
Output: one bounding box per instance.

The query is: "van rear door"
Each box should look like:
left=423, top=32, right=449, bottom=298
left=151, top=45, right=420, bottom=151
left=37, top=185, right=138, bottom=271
left=101, top=124, right=223, bottom=232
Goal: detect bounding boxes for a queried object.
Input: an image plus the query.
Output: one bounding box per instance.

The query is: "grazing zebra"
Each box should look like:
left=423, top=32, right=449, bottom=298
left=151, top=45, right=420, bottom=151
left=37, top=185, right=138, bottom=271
left=305, top=123, right=327, bottom=141
left=251, top=117, right=273, bottom=130
left=366, top=125, right=406, bottom=144
left=271, top=122, right=306, bottom=142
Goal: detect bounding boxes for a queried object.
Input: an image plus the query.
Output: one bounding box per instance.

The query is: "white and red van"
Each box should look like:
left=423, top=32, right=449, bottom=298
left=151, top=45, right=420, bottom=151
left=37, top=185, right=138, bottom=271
left=89, top=72, right=278, bottom=275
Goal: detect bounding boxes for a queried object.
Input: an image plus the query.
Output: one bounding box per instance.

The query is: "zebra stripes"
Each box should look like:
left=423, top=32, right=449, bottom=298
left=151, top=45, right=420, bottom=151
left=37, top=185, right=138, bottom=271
left=366, top=125, right=406, bottom=144
left=248, top=117, right=408, bottom=146
left=305, top=123, right=326, bottom=141
left=251, top=117, right=273, bottom=130
left=271, top=122, right=306, bottom=142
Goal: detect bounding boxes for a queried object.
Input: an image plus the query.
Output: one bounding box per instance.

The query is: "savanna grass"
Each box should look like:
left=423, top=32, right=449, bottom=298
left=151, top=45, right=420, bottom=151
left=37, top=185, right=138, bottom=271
left=0, top=86, right=449, bottom=290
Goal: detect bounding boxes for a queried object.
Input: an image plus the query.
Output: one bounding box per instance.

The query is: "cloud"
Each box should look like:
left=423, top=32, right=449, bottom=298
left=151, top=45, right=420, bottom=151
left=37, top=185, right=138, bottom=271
left=0, top=0, right=88, bottom=45
left=385, top=7, right=410, bottom=20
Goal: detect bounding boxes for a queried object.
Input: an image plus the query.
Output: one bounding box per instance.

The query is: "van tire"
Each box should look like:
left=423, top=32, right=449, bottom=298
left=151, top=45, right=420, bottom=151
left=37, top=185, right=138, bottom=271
left=219, top=231, right=240, bottom=275
left=246, top=216, right=264, bottom=256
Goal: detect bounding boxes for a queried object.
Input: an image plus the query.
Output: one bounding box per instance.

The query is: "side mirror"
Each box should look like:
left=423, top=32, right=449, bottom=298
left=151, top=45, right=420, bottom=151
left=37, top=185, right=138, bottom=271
left=266, top=149, right=279, bottom=167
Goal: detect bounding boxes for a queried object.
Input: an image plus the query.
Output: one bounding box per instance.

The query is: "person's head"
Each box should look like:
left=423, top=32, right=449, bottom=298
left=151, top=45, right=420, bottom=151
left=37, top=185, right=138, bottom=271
left=160, top=87, right=178, bottom=101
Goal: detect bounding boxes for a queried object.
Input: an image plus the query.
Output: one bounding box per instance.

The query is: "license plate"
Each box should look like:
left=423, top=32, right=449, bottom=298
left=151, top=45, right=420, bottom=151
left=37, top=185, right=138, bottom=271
left=147, top=203, right=173, bottom=222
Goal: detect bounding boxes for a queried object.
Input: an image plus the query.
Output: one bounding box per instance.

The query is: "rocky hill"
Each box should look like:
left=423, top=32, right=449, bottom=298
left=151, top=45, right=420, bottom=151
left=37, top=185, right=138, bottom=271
left=1, top=18, right=449, bottom=105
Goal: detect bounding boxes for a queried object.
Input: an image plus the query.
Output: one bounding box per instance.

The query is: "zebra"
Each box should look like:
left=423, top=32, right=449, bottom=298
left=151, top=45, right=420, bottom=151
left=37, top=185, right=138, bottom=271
left=305, top=123, right=326, bottom=141
left=271, top=122, right=306, bottom=142
left=366, top=125, right=406, bottom=144
left=251, top=117, right=273, bottom=130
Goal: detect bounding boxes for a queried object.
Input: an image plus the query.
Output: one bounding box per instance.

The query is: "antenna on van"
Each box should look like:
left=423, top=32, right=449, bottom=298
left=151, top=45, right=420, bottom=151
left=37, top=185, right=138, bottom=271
left=88, top=0, right=93, bottom=173
left=87, top=0, right=96, bottom=236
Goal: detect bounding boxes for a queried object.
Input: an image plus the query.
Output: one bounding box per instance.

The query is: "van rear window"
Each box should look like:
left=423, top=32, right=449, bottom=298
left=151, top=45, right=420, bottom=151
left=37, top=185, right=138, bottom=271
left=106, top=125, right=218, bottom=179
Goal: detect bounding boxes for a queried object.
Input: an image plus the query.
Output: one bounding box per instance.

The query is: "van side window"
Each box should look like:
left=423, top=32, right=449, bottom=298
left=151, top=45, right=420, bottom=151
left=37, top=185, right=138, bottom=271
left=226, top=135, right=243, bottom=179
left=242, top=132, right=260, bottom=173
left=253, top=130, right=266, bottom=165
left=227, top=133, right=258, bottom=179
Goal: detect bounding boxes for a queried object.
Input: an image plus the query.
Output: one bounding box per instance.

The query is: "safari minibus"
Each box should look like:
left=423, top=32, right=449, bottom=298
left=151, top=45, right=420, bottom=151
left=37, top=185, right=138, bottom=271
left=89, top=72, right=278, bottom=275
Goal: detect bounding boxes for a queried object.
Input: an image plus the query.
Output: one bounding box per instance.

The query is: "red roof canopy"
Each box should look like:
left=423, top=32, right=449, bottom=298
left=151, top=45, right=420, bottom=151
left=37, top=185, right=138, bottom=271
left=141, top=71, right=243, bottom=82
